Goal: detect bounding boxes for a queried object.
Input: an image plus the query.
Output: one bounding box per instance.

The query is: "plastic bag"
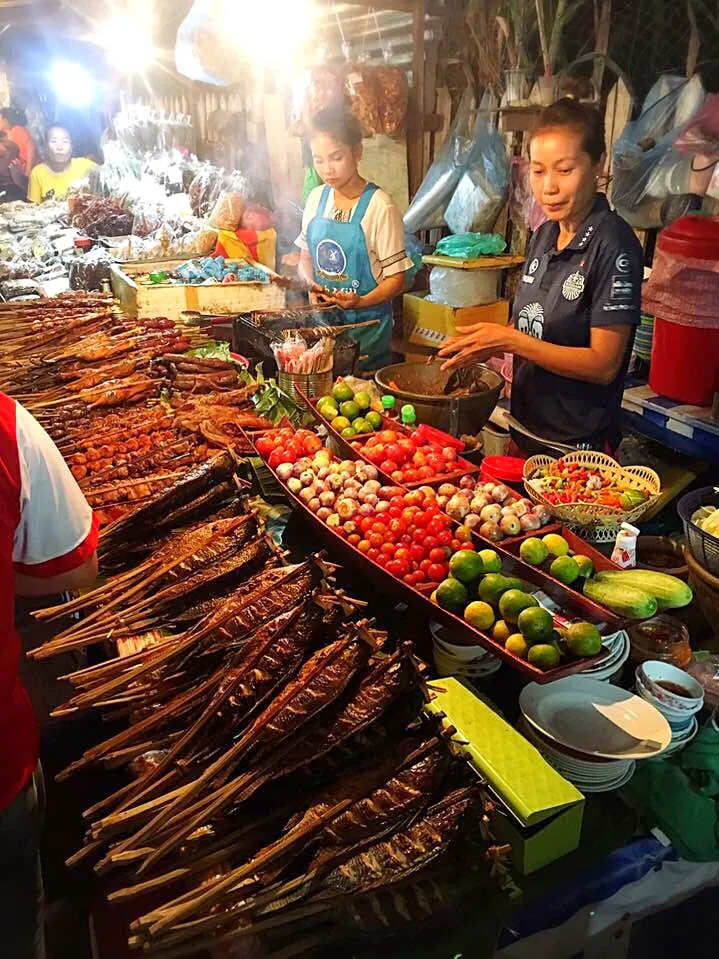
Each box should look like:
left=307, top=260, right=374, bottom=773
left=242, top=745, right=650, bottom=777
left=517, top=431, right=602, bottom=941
left=375, top=65, right=408, bottom=138
left=428, top=266, right=500, bottom=308
left=403, top=232, right=424, bottom=291
left=209, top=191, right=245, bottom=231
left=444, top=93, right=508, bottom=234
left=403, top=90, right=478, bottom=233
left=343, top=64, right=381, bottom=138
left=188, top=164, right=224, bottom=218
left=674, top=94, right=719, bottom=198
left=612, top=75, right=707, bottom=229
left=509, top=156, right=547, bottom=232
left=435, top=232, right=507, bottom=258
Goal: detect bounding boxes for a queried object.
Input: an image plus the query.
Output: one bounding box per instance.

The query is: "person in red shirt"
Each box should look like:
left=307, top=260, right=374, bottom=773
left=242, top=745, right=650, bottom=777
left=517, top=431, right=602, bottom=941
left=0, top=392, right=98, bottom=958
left=0, top=108, right=36, bottom=177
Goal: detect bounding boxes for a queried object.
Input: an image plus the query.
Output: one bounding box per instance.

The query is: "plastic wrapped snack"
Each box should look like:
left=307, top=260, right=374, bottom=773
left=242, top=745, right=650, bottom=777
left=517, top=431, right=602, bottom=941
left=291, top=66, right=344, bottom=136
left=209, top=190, right=245, bottom=232
left=343, top=65, right=381, bottom=137
left=69, top=246, right=114, bottom=291
left=375, top=65, right=408, bottom=137
left=188, top=164, right=224, bottom=218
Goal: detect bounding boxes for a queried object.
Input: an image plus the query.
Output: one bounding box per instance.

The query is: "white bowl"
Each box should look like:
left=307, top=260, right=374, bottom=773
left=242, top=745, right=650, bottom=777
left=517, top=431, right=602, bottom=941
left=634, top=667, right=703, bottom=716
left=638, top=661, right=704, bottom=711
left=634, top=678, right=702, bottom=725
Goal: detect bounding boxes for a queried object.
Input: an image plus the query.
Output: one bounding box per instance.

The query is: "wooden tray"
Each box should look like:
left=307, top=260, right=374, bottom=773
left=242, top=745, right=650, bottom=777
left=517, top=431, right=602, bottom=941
left=249, top=433, right=617, bottom=683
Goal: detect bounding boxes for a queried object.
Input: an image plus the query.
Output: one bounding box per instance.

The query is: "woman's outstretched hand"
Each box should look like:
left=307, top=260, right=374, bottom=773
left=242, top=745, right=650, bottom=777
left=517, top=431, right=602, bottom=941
left=437, top=322, right=515, bottom=371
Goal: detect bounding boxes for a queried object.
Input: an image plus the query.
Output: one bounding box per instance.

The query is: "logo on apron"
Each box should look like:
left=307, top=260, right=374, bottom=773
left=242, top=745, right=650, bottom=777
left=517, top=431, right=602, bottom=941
left=316, top=239, right=348, bottom=279
left=562, top=271, right=585, bottom=301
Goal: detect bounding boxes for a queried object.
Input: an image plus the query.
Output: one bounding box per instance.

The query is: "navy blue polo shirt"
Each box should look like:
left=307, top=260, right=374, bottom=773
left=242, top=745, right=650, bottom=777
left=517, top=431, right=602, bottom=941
left=511, top=194, right=642, bottom=451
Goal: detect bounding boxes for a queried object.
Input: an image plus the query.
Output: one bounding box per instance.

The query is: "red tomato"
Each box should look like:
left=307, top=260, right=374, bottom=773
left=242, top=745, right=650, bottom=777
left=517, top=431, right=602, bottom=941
left=419, top=558, right=434, bottom=575
left=423, top=535, right=439, bottom=551
left=441, top=446, right=457, bottom=462
left=400, top=534, right=412, bottom=546
left=451, top=538, right=462, bottom=552
left=391, top=470, right=404, bottom=483
left=413, top=570, right=427, bottom=584
left=351, top=442, right=361, bottom=451
left=359, top=517, right=373, bottom=533
left=380, top=460, right=397, bottom=475
left=389, top=519, right=406, bottom=536
left=426, top=518, right=446, bottom=538
left=395, top=547, right=412, bottom=563
left=389, top=495, right=405, bottom=508
left=398, top=437, right=417, bottom=456
left=375, top=554, right=388, bottom=568
left=371, top=521, right=386, bottom=535
left=412, top=451, right=428, bottom=467
left=418, top=466, right=435, bottom=480
left=412, top=528, right=425, bottom=545
left=403, top=572, right=416, bottom=585
left=379, top=430, right=399, bottom=444
left=268, top=449, right=286, bottom=469
left=394, top=559, right=410, bottom=578
left=410, top=544, right=425, bottom=563
left=365, top=446, right=385, bottom=465
left=429, top=547, right=448, bottom=564
left=385, top=444, right=405, bottom=464
left=347, top=534, right=361, bottom=547
left=385, top=559, right=401, bottom=577
left=403, top=469, right=419, bottom=484
left=368, top=533, right=384, bottom=549
left=436, top=529, right=453, bottom=547
left=255, top=437, right=274, bottom=457
left=404, top=490, right=423, bottom=507
left=358, top=539, right=371, bottom=552
left=367, top=547, right=380, bottom=561
left=381, top=542, right=396, bottom=557
left=427, top=563, right=447, bottom=582
left=402, top=507, right=418, bottom=526
left=460, top=542, right=476, bottom=551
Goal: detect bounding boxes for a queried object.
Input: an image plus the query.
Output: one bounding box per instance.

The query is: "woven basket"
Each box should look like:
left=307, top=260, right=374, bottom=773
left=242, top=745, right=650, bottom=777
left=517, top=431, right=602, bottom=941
left=685, top=546, right=719, bottom=628
left=523, top=451, right=660, bottom=527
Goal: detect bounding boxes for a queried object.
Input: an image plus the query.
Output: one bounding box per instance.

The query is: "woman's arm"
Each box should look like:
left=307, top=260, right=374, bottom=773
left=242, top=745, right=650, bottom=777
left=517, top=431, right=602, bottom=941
left=438, top=322, right=632, bottom=385
left=321, top=274, right=405, bottom=310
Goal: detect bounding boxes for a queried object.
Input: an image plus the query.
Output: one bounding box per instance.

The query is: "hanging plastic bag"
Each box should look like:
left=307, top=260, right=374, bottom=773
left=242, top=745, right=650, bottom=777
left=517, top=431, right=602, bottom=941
left=612, top=75, right=707, bottom=229
left=674, top=94, right=719, bottom=198
left=403, top=89, right=476, bottom=232
left=188, top=163, right=224, bottom=218
left=444, top=91, right=508, bottom=234
left=509, top=156, right=547, bottom=232
left=375, top=65, right=408, bottom=138
left=402, top=231, right=424, bottom=291
left=343, top=64, right=381, bottom=137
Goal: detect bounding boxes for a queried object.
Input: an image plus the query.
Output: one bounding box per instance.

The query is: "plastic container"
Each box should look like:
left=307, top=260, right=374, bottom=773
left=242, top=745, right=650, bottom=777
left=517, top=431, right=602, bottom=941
left=648, top=215, right=719, bottom=406
left=628, top=614, right=692, bottom=669
left=428, top=266, right=500, bottom=308
left=611, top=522, right=640, bottom=569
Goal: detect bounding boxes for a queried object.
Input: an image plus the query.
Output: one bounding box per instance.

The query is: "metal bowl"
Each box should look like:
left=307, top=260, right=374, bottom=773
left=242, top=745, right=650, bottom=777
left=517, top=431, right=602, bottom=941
left=375, top=359, right=503, bottom=437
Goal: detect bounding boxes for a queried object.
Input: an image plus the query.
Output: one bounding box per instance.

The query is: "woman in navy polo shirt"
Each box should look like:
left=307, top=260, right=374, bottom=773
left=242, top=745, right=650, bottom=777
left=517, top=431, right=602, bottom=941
left=439, top=91, right=643, bottom=453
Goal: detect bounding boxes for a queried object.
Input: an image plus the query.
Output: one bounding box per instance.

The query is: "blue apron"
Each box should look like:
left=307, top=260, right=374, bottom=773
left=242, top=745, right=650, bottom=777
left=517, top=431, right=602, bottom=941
left=306, top=183, right=393, bottom=371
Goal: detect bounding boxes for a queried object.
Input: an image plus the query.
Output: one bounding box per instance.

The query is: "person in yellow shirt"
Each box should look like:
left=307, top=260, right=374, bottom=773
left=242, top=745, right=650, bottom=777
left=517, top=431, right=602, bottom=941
left=27, top=126, right=96, bottom=203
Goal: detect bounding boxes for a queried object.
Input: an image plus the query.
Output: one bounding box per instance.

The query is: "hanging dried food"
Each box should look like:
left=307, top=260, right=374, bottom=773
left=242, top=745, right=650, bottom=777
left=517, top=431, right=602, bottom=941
left=375, top=65, right=408, bottom=137
left=343, top=64, right=381, bottom=137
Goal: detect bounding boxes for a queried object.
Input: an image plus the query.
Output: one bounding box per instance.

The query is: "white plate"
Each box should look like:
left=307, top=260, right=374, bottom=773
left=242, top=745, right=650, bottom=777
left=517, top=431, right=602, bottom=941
left=580, top=634, right=630, bottom=679
left=520, top=676, right=672, bottom=760
left=518, top=718, right=632, bottom=779
left=570, top=762, right=636, bottom=793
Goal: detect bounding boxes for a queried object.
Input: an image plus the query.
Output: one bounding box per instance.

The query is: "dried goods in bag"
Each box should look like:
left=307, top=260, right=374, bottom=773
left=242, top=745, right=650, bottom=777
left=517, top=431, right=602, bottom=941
left=343, top=64, right=381, bottom=137
left=375, top=65, right=408, bottom=137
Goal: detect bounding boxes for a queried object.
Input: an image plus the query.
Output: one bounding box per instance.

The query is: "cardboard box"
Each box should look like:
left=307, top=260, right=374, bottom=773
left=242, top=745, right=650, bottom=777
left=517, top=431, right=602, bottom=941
left=426, top=677, right=584, bottom=874
left=403, top=292, right=510, bottom=349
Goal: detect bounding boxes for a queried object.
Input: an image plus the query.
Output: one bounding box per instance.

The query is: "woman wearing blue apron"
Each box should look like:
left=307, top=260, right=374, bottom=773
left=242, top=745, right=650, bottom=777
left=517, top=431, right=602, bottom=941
left=297, top=106, right=412, bottom=371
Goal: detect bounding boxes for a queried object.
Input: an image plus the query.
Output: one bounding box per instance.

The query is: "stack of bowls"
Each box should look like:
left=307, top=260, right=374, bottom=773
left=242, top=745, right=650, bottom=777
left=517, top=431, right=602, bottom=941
left=635, top=660, right=704, bottom=756
left=430, top=622, right=501, bottom=682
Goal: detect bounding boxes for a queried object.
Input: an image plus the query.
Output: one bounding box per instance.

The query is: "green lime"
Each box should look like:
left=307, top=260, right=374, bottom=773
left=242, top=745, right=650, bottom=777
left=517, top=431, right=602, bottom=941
left=573, top=554, right=594, bottom=578
left=517, top=606, right=554, bottom=644
left=477, top=573, right=513, bottom=607
left=565, top=621, right=602, bottom=657
left=318, top=399, right=339, bottom=417
left=449, top=550, right=484, bottom=584
left=332, top=381, right=354, bottom=403
left=464, top=601, right=495, bottom=631
left=354, top=391, right=371, bottom=412
left=542, top=533, right=570, bottom=557
left=339, top=400, right=360, bottom=421
left=528, top=644, right=561, bottom=670
left=505, top=634, right=529, bottom=658
left=498, top=588, right=539, bottom=623
left=341, top=426, right=357, bottom=438
left=352, top=418, right=371, bottom=435
left=550, top=555, right=580, bottom=585
left=478, top=549, right=502, bottom=573
left=435, top=577, right=469, bottom=613
left=331, top=416, right=351, bottom=432
left=519, top=537, right=549, bottom=566
left=492, top=619, right=511, bottom=643
left=366, top=411, right=382, bottom=430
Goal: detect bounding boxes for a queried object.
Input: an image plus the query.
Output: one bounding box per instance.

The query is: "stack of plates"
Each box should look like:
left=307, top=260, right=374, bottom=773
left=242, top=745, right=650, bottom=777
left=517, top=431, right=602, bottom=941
left=634, top=313, right=655, bottom=363
left=430, top=622, right=501, bottom=682
left=579, top=630, right=630, bottom=682
left=519, top=717, right=636, bottom=792
left=519, top=676, right=671, bottom=793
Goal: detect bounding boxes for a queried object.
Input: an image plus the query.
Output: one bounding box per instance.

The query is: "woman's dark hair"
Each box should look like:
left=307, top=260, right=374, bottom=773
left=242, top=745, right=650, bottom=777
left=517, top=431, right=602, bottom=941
left=309, top=104, right=363, bottom=148
left=530, top=85, right=605, bottom=163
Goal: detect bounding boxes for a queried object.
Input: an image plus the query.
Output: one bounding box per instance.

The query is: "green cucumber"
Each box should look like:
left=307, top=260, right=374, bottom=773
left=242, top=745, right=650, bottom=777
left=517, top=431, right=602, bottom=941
left=593, top=570, right=692, bottom=610
left=583, top=577, right=657, bottom=619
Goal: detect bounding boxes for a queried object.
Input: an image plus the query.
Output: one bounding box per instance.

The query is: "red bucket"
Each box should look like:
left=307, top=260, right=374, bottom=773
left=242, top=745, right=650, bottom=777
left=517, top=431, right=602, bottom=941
left=649, top=317, right=719, bottom=406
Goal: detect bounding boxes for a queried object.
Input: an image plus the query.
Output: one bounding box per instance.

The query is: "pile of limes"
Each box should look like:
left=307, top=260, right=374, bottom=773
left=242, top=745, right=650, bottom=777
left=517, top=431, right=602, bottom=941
left=431, top=546, right=602, bottom=671
left=519, top=533, right=594, bottom=586
left=317, top=380, right=383, bottom=439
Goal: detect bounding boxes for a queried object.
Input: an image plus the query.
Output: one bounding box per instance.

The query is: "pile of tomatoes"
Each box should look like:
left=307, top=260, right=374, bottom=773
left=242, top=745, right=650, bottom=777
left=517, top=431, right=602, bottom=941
left=348, top=488, right=474, bottom=586
left=352, top=429, right=462, bottom=485
left=255, top=427, right=323, bottom=469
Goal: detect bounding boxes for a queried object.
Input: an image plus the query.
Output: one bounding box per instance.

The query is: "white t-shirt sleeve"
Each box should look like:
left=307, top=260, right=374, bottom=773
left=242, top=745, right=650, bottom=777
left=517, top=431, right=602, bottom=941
left=12, top=401, right=95, bottom=569
left=365, top=193, right=412, bottom=279
left=295, top=186, right=324, bottom=252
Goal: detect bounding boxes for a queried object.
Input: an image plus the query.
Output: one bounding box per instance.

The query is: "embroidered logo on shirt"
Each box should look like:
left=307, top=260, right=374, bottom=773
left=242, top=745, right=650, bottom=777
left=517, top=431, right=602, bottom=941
left=615, top=252, right=631, bottom=274
left=316, top=239, right=348, bottom=279
left=517, top=301, right=545, bottom=340
left=611, top=276, right=634, bottom=300
left=562, top=272, right=586, bottom=301
left=522, top=257, right=539, bottom=284
left=529, top=258, right=539, bottom=274
left=577, top=225, right=595, bottom=247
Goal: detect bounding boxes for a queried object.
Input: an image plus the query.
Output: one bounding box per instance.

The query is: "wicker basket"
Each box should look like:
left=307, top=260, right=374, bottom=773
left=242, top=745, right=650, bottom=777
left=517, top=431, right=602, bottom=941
left=523, top=451, right=661, bottom=527
left=685, top=546, right=719, bottom=628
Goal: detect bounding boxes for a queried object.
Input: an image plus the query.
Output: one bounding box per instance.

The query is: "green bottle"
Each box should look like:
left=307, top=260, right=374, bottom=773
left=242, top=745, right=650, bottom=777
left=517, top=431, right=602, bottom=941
left=381, top=395, right=396, bottom=413
left=400, top=404, right=416, bottom=427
